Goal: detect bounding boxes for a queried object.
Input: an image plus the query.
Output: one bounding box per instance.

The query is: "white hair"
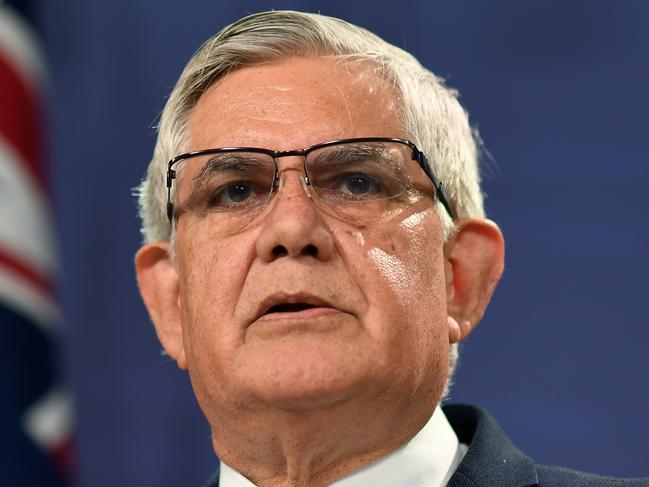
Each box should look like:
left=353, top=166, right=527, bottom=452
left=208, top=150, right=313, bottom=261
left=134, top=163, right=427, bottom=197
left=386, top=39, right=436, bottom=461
left=136, top=10, right=486, bottom=394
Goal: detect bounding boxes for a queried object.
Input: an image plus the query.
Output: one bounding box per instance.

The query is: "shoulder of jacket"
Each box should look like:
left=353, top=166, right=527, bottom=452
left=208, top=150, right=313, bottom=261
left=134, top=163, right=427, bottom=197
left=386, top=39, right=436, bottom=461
left=537, top=464, right=649, bottom=487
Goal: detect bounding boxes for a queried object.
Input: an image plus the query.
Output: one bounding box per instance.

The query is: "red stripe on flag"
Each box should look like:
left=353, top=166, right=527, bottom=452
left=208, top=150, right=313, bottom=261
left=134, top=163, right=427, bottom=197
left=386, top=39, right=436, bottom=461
left=0, top=248, right=52, bottom=296
left=0, top=50, right=45, bottom=190
left=50, top=436, right=75, bottom=477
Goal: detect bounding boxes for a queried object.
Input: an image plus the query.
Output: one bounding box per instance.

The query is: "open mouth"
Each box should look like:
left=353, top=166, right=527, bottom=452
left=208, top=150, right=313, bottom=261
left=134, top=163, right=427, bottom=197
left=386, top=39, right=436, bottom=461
left=266, top=303, right=317, bottom=314
left=253, top=293, right=341, bottom=324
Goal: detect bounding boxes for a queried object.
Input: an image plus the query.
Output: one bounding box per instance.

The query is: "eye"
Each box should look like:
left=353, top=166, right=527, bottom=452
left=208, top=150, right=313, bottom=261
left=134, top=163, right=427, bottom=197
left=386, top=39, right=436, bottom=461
left=208, top=180, right=266, bottom=210
left=226, top=182, right=252, bottom=202
left=338, top=173, right=382, bottom=197
left=307, top=145, right=408, bottom=203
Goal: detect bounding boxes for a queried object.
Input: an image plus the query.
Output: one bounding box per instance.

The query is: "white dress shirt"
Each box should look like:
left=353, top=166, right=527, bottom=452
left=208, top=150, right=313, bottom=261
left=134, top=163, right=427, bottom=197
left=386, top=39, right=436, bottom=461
left=220, top=406, right=467, bottom=487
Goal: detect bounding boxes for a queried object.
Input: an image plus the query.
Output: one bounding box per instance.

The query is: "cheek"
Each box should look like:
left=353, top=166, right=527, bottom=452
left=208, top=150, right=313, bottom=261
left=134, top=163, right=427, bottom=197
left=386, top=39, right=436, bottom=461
left=177, top=221, right=253, bottom=303
left=360, top=210, right=445, bottom=313
left=383, top=221, right=449, bottom=390
left=176, top=224, right=255, bottom=364
left=334, top=209, right=447, bottom=355
left=365, top=246, right=442, bottom=312
left=176, top=228, right=259, bottom=419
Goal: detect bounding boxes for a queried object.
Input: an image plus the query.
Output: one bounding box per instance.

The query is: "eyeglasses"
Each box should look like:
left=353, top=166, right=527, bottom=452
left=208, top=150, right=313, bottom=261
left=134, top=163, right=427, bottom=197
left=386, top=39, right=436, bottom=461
left=166, top=137, right=454, bottom=229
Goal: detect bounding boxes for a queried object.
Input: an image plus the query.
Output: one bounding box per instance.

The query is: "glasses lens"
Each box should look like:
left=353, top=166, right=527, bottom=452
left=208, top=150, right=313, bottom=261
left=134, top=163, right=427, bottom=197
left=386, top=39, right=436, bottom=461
left=306, top=141, right=410, bottom=207
left=175, top=151, right=275, bottom=215
left=170, top=140, right=422, bottom=232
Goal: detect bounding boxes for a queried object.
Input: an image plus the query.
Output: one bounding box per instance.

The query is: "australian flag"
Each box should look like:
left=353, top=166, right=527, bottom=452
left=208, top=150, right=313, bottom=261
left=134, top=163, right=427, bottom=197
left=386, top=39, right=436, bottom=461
left=0, top=0, right=73, bottom=484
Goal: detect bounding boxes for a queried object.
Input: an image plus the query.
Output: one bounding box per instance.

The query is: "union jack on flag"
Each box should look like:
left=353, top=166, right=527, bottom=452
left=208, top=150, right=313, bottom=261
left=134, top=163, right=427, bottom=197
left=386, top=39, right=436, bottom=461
left=0, top=0, right=73, bottom=484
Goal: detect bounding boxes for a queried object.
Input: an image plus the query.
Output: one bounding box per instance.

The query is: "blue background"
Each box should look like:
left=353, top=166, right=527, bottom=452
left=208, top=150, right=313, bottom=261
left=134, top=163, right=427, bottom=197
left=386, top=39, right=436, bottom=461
left=29, top=0, right=649, bottom=485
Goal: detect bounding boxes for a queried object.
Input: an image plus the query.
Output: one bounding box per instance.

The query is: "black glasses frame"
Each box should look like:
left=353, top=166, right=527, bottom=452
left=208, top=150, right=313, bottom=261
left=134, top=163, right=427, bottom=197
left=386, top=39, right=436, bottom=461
left=166, top=137, right=455, bottom=222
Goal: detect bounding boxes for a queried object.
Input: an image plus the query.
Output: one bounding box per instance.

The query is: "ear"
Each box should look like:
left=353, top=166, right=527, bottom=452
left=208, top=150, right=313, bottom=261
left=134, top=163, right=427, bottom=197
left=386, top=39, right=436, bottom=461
left=135, top=241, right=187, bottom=369
left=444, top=219, right=504, bottom=343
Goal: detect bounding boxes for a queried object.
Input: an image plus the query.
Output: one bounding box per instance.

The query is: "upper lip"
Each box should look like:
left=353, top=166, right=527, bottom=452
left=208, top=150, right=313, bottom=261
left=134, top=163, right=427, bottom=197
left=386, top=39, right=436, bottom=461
left=253, top=292, right=337, bottom=322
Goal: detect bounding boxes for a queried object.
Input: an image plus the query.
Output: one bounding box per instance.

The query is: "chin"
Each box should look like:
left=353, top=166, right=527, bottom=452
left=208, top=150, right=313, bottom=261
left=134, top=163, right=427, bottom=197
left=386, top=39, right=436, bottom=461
left=238, top=336, right=379, bottom=411
left=254, top=384, right=358, bottom=412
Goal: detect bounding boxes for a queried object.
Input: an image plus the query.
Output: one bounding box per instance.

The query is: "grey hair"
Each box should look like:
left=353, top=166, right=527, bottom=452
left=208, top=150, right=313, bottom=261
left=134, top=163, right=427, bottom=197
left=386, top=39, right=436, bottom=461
left=136, top=10, right=486, bottom=394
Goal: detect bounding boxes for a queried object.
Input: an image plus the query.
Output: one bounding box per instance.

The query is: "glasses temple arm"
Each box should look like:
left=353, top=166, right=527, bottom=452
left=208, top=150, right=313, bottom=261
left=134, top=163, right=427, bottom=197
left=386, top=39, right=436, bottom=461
left=418, top=153, right=455, bottom=219
left=166, top=167, right=175, bottom=222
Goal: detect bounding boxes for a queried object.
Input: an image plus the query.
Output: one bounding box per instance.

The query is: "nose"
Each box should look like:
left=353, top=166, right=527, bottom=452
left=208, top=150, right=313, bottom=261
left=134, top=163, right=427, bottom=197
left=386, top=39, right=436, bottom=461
left=255, top=167, right=335, bottom=263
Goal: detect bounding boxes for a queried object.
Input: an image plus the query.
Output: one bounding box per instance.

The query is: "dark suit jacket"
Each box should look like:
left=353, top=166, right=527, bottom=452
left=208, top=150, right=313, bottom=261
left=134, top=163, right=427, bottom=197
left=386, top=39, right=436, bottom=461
left=444, top=404, right=648, bottom=486
left=205, top=404, right=649, bottom=486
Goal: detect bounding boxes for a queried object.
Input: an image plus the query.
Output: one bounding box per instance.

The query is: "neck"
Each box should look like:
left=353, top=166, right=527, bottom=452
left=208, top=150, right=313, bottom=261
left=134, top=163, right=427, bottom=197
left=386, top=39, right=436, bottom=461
left=211, top=395, right=438, bottom=487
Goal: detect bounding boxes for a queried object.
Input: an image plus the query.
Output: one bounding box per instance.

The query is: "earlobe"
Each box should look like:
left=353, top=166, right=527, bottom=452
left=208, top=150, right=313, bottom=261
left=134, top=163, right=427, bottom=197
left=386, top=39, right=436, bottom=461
left=447, top=315, right=473, bottom=344
left=445, top=219, right=505, bottom=341
left=447, top=315, right=461, bottom=343
left=135, top=242, right=187, bottom=369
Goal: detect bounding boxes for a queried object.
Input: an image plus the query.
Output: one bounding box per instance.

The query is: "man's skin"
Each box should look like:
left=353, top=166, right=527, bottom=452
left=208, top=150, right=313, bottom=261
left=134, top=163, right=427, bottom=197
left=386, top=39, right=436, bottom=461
left=135, top=56, right=504, bottom=487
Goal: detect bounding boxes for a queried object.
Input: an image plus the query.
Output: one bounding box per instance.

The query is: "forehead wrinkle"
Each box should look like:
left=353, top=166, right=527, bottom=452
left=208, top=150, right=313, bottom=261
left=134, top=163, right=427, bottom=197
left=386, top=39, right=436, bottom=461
left=326, top=73, right=354, bottom=130
left=187, top=57, right=406, bottom=152
left=337, top=58, right=400, bottom=107
left=198, top=85, right=337, bottom=139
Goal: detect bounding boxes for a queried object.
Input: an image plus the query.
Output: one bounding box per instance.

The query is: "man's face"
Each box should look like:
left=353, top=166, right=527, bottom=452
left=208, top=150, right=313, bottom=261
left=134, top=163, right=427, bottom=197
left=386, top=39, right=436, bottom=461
left=174, top=57, right=450, bottom=422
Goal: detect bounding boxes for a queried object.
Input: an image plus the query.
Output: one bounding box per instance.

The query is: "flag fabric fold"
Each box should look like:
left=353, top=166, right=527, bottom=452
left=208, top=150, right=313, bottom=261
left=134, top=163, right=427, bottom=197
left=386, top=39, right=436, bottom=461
left=0, top=1, right=73, bottom=484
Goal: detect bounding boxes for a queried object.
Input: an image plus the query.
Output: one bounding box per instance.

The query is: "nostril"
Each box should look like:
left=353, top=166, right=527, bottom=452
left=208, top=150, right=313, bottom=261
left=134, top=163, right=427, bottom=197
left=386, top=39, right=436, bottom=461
left=303, top=244, right=318, bottom=257
left=272, top=245, right=288, bottom=258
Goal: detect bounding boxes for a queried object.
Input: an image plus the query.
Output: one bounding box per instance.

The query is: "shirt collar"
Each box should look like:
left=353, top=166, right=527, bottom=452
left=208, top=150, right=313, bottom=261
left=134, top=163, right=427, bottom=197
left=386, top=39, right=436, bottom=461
left=219, top=406, right=465, bottom=487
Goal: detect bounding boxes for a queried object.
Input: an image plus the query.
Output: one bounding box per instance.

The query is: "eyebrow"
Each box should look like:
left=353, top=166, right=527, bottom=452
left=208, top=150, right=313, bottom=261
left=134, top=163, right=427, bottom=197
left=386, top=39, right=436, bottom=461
left=310, top=144, right=400, bottom=169
left=191, top=154, right=272, bottom=190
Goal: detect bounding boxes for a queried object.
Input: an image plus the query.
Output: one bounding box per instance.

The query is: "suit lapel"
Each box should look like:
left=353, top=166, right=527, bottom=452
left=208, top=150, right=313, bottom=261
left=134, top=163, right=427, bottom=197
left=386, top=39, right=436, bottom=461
left=444, top=405, right=539, bottom=487
left=206, top=405, right=540, bottom=487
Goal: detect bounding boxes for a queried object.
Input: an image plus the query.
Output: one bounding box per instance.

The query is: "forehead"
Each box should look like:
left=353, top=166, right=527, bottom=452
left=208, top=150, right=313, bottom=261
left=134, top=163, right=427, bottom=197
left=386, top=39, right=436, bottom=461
left=186, top=56, right=405, bottom=151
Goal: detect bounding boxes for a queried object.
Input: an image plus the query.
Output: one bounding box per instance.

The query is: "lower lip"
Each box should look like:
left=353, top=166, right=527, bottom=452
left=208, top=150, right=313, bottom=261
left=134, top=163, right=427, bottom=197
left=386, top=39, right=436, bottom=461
left=256, top=306, right=341, bottom=322
left=247, top=308, right=352, bottom=339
